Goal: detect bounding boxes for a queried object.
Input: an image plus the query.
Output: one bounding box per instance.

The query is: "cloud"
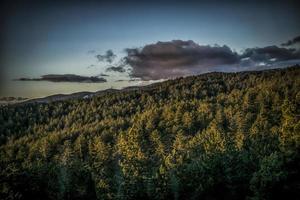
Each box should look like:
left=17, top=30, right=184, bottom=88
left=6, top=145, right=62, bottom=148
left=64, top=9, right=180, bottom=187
left=281, top=35, right=300, bottom=46
left=118, top=40, right=300, bottom=80
left=98, top=73, right=109, bottom=77
left=106, top=66, right=126, bottom=73
left=20, top=41, right=298, bottom=84
left=15, top=74, right=107, bottom=83
left=96, top=50, right=116, bottom=63
left=240, top=46, right=300, bottom=62
left=237, top=46, right=300, bottom=72
left=122, top=40, right=239, bottom=80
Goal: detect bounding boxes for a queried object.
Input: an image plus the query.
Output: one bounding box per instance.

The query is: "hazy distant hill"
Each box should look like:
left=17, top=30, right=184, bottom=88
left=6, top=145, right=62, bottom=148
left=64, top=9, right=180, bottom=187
left=2, top=86, right=154, bottom=106
left=0, top=66, right=299, bottom=200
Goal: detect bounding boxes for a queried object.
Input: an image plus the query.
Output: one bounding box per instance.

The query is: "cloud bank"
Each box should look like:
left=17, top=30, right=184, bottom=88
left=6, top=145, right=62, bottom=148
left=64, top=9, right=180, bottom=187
left=16, top=74, right=107, bottom=83
left=281, top=35, right=300, bottom=46
left=241, top=46, right=300, bottom=62
left=19, top=37, right=299, bottom=83
left=113, top=39, right=300, bottom=80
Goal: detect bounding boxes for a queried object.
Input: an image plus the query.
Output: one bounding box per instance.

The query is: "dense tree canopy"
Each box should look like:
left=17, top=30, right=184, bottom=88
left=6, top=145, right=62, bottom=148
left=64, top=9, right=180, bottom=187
left=0, top=66, right=299, bottom=200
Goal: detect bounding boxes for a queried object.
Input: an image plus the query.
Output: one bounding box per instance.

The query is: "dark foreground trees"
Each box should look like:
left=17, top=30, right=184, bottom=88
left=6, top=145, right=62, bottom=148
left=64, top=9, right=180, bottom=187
left=0, top=66, right=299, bottom=199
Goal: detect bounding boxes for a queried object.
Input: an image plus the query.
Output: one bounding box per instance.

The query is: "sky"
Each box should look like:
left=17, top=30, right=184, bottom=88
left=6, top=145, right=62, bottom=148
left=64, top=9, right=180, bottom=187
left=1, top=0, right=300, bottom=98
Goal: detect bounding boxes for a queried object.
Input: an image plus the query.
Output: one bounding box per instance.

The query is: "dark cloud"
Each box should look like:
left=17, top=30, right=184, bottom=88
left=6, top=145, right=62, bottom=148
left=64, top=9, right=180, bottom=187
left=96, top=50, right=116, bottom=63
left=281, top=35, right=300, bottom=46
left=240, top=46, right=300, bottom=62
left=98, top=73, right=109, bottom=77
left=118, top=40, right=300, bottom=80
left=237, top=46, right=300, bottom=72
left=15, top=74, right=107, bottom=83
left=106, top=66, right=126, bottom=73
left=123, top=40, right=239, bottom=80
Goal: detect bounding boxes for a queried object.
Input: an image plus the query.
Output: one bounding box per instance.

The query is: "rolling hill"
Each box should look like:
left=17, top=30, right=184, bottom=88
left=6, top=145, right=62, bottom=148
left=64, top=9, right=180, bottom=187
left=0, top=66, right=299, bottom=200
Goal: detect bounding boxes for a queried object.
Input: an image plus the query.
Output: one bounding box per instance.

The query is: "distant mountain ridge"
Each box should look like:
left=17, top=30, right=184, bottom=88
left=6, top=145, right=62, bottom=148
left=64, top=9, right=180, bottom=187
left=14, top=65, right=300, bottom=105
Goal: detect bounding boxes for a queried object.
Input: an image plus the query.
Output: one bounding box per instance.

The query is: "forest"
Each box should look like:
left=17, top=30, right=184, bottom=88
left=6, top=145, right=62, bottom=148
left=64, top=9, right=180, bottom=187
left=0, top=66, right=299, bottom=200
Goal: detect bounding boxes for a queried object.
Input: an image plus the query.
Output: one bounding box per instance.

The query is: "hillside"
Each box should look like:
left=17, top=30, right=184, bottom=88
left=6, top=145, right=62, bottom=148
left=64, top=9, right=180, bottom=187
left=0, top=66, right=299, bottom=200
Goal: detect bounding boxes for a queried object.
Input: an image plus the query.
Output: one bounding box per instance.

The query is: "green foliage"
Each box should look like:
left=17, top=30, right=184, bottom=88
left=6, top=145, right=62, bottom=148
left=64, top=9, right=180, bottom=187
left=0, top=66, right=299, bottom=199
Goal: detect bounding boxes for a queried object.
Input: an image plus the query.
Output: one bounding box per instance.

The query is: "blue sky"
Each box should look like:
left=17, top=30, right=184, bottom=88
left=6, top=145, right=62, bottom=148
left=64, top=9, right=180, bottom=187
left=1, top=0, right=300, bottom=97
